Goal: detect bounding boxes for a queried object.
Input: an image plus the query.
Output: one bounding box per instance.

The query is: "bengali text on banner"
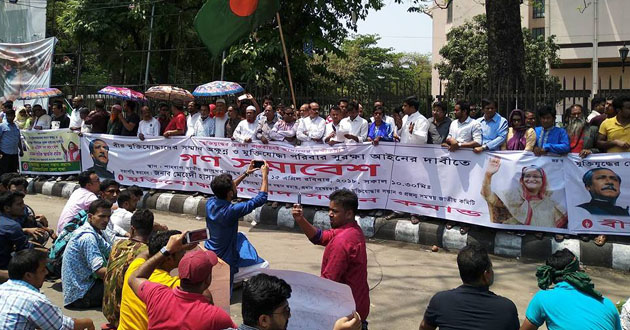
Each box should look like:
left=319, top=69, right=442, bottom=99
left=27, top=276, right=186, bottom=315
left=20, top=129, right=81, bottom=174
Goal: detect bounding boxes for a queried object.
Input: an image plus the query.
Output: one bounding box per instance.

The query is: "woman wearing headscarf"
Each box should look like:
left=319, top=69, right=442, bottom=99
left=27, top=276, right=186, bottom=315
left=502, top=109, right=536, bottom=151
left=14, top=107, right=29, bottom=129
left=481, top=157, right=567, bottom=228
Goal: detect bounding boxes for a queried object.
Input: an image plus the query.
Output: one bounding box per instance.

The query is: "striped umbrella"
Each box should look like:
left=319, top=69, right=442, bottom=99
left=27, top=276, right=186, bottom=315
left=98, top=86, right=146, bottom=101
left=145, top=85, right=194, bottom=102
left=18, top=87, right=63, bottom=100
left=193, top=81, right=244, bottom=97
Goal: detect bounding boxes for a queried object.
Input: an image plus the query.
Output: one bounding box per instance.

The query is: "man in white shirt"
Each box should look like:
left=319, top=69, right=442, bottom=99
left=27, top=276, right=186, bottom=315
left=296, top=102, right=326, bottom=146
left=69, top=96, right=86, bottom=131
left=338, top=101, right=368, bottom=144
left=324, top=106, right=343, bottom=146
left=193, top=104, right=215, bottom=137
left=399, top=96, right=429, bottom=145
left=185, top=101, right=200, bottom=137
left=296, top=103, right=309, bottom=126
left=232, top=106, right=258, bottom=143
left=442, top=101, right=482, bottom=152
left=256, top=105, right=279, bottom=143
left=137, top=105, right=161, bottom=140
left=30, top=105, right=51, bottom=130
left=214, top=98, right=228, bottom=138
left=109, top=190, right=137, bottom=236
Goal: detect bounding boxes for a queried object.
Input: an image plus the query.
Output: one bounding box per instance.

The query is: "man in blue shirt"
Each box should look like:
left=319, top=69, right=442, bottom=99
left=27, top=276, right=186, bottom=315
left=521, top=248, right=621, bottom=330
left=533, top=105, right=570, bottom=156
left=62, top=199, right=112, bottom=309
left=0, top=249, right=94, bottom=329
left=205, top=160, right=269, bottom=293
left=0, top=191, right=34, bottom=272
left=473, top=99, right=508, bottom=153
left=0, top=110, right=24, bottom=174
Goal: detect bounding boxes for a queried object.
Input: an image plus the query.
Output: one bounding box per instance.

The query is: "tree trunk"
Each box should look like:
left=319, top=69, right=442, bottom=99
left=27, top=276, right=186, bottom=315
left=486, top=0, right=525, bottom=115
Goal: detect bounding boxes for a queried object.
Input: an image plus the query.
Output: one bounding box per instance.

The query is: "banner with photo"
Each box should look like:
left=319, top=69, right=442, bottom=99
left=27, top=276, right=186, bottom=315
left=20, top=129, right=81, bottom=174
left=387, top=146, right=570, bottom=234
left=565, top=153, right=630, bottom=235
left=79, top=134, right=578, bottom=234
left=0, top=37, right=56, bottom=106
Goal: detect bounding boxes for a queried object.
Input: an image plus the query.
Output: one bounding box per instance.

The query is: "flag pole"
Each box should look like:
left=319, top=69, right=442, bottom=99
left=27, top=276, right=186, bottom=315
left=276, top=12, right=297, bottom=108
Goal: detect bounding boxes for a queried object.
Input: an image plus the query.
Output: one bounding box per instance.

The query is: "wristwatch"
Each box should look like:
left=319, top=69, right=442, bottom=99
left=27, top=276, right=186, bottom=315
left=457, top=142, right=462, bottom=148
left=159, top=246, right=171, bottom=257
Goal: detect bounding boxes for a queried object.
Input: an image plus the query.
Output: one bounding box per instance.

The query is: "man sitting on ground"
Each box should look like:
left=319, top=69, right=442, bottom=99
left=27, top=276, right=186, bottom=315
left=109, top=190, right=137, bottom=236
left=102, top=209, right=154, bottom=328
left=118, top=230, right=185, bottom=330
left=292, top=189, right=370, bottom=329
left=62, top=199, right=113, bottom=309
left=419, top=245, right=519, bottom=330
left=57, top=170, right=100, bottom=233
left=9, top=177, right=55, bottom=245
left=0, top=249, right=94, bottom=329
left=128, top=232, right=237, bottom=330
left=520, top=248, right=621, bottom=330
left=205, top=160, right=270, bottom=293
left=0, top=192, right=36, bottom=271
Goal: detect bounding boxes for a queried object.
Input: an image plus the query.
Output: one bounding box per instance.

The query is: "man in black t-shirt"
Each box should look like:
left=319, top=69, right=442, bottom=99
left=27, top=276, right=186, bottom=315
left=419, top=245, right=519, bottom=330
left=120, top=100, right=140, bottom=136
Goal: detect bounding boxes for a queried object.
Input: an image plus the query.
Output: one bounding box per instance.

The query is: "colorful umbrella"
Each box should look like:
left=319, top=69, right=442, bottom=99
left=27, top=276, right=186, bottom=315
left=145, top=85, right=194, bottom=102
left=98, top=86, right=146, bottom=101
left=193, top=81, right=244, bottom=97
left=18, top=87, right=63, bottom=100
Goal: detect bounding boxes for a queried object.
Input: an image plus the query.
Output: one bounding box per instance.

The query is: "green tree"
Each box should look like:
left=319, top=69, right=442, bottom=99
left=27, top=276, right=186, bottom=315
left=435, top=15, right=560, bottom=106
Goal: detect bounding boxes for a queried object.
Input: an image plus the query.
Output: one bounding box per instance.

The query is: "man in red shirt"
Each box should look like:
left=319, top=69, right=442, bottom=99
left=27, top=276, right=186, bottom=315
left=292, top=189, right=370, bottom=329
left=128, top=232, right=237, bottom=330
left=163, top=102, right=187, bottom=137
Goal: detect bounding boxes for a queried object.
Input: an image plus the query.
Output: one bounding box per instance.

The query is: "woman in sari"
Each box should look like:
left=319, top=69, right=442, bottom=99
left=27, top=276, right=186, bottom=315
left=502, top=109, right=536, bottom=151
left=481, top=157, right=567, bottom=228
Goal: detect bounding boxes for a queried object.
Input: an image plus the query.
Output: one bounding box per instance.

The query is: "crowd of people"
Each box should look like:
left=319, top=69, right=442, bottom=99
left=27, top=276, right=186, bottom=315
left=0, top=92, right=629, bottom=329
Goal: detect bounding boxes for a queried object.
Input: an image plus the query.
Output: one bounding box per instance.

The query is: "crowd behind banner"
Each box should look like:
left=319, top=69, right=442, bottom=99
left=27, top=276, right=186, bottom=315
left=0, top=93, right=629, bottom=238
left=0, top=90, right=628, bottom=330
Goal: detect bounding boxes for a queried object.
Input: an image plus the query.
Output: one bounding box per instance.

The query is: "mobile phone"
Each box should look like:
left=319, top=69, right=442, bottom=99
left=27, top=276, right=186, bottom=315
left=237, top=94, right=248, bottom=101
left=297, top=192, right=301, bottom=204
left=253, top=160, right=265, bottom=169
left=183, top=228, right=210, bottom=244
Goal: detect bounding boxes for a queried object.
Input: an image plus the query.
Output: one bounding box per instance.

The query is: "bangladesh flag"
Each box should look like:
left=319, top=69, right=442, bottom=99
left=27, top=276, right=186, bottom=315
left=194, top=0, right=280, bottom=57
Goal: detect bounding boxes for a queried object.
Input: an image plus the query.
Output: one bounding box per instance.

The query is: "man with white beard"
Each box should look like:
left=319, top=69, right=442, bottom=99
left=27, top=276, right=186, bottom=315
left=564, top=104, right=599, bottom=158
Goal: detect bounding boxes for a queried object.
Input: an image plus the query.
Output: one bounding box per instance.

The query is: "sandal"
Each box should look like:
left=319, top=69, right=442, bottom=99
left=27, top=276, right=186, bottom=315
left=515, top=231, right=526, bottom=237
left=410, top=215, right=421, bottom=224
left=579, top=235, right=590, bottom=242
left=594, top=234, right=607, bottom=247
left=446, top=222, right=455, bottom=230
left=384, top=213, right=400, bottom=221
left=271, top=202, right=279, bottom=209
left=554, top=234, right=564, bottom=242
left=459, top=225, right=470, bottom=235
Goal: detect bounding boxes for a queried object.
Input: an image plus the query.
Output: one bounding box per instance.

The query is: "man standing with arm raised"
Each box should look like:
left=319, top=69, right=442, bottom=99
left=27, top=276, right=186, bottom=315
left=292, top=189, right=370, bottom=330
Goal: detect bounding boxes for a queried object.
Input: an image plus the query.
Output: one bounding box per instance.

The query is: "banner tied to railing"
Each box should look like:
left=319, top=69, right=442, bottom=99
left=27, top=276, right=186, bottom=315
left=20, top=129, right=81, bottom=174
left=77, top=133, right=630, bottom=236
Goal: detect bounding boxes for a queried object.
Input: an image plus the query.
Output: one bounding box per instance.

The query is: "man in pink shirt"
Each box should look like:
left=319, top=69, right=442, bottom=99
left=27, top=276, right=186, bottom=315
left=56, top=170, right=100, bottom=233
left=128, top=232, right=236, bottom=330
left=292, top=189, right=370, bottom=329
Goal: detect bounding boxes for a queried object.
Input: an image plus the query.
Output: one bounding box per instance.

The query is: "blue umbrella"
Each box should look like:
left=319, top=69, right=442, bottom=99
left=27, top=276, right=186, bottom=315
left=193, top=81, right=245, bottom=97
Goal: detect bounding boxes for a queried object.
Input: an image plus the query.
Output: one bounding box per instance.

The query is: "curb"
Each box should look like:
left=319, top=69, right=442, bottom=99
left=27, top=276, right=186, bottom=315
left=30, top=180, right=630, bottom=271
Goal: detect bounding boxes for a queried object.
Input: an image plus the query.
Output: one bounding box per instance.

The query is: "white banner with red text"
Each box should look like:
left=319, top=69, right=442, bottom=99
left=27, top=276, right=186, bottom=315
left=565, top=153, right=630, bottom=235
left=78, top=134, right=619, bottom=235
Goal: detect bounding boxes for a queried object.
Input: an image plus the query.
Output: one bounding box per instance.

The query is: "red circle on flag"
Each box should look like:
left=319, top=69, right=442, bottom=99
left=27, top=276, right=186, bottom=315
left=230, top=0, right=258, bottom=17
left=582, top=219, right=593, bottom=228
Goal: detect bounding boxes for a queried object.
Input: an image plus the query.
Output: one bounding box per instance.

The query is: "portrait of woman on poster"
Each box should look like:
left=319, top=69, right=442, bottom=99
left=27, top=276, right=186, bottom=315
left=481, top=157, right=568, bottom=228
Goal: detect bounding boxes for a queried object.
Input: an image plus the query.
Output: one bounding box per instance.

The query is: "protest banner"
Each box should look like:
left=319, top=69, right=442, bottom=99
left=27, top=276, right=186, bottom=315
left=80, top=134, right=618, bottom=235
left=565, top=153, right=630, bottom=235
left=20, top=129, right=81, bottom=174
left=80, top=134, right=393, bottom=209
left=0, top=37, right=56, bottom=107
left=387, top=145, right=570, bottom=234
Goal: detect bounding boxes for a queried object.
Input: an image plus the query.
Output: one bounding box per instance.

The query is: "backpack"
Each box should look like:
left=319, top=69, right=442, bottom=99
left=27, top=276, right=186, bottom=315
left=46, top=210, right=89, bottom=278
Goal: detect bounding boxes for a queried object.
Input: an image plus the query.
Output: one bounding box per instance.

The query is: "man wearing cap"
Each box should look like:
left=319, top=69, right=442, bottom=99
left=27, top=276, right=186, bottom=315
left=128, top=232, right=237, bottom=330
left=214, top=98, right=228, bottom=138
left=233, top=106, right=259, bottom=143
